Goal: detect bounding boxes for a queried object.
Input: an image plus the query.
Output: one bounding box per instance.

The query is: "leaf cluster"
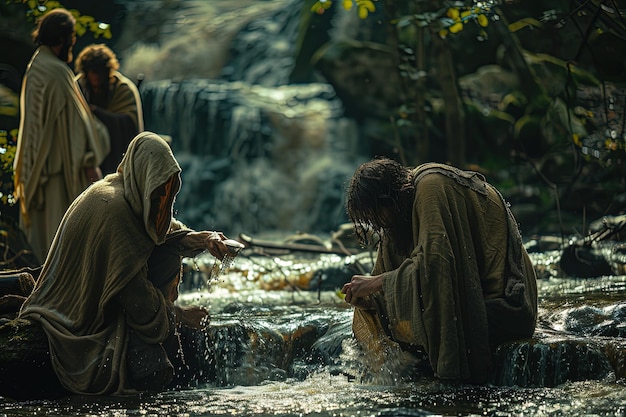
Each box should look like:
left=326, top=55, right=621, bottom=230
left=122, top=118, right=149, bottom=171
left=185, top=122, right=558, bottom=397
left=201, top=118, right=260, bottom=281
left=12, top=0, right=112, bottom=39
left=0, top=1, right=114, bottom=208
left=311, top=0, right=377, bottom=19
left=0, top=129, right=17, bottom=206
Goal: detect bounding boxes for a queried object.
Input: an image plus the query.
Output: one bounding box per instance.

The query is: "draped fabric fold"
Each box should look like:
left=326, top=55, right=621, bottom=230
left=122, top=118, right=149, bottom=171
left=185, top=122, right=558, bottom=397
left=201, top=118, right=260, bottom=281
left=13, top=46, right=109, bottom=260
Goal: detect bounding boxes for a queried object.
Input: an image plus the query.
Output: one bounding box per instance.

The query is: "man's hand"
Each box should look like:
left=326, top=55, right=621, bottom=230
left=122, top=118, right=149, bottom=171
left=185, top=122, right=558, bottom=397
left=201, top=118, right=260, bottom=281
left=341, top=274, right=384, bottom=306
left=179, top=231, right=227, bottom=258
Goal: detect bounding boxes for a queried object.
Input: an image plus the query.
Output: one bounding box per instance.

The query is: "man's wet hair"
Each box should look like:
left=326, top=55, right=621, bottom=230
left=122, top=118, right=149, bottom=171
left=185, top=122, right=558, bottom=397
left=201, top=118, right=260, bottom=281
left=32, top=8, right=75, bottom=47
left=346, top=157, right=414, bottom=252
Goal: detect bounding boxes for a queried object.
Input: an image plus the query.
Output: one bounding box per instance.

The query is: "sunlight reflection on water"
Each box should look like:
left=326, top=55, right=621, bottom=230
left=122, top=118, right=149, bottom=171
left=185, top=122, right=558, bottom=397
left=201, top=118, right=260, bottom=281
left=2, top=249, right=626, bottom=416
left=4, top=374, right=624, bottom=416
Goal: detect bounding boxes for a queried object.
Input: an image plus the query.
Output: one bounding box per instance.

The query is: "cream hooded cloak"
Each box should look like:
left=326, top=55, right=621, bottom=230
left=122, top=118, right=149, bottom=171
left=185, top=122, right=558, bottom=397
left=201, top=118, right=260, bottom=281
left=19, top=132, right=182, bottom=395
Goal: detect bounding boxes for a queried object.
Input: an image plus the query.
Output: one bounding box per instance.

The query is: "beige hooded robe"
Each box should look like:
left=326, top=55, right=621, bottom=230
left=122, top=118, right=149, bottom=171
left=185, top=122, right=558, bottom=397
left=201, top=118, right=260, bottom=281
left=19, top=132, right=182, bottom=395
left=352, top=163, right=538, bottom=383
left=13, top=46, right=110, bottom=262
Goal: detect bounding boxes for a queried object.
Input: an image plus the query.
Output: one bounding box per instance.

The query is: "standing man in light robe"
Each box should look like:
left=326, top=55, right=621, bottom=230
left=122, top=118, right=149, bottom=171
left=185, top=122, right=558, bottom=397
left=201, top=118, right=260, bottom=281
left=13, top=8, right=110, bottom=263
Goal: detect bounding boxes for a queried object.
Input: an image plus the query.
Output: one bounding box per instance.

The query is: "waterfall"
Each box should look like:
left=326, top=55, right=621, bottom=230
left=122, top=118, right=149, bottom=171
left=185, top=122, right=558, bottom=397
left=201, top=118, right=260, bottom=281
left=133, top=0, right=368, bottom=236
left=141, top=80, right=364, bottom=235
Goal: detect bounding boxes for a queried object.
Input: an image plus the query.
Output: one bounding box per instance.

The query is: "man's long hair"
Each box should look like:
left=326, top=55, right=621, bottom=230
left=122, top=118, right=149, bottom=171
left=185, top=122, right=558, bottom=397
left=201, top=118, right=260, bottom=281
left=32, top=9, right=76, bottom=62
left=345, top=157, right=415, bottom=255
left=75, top=44, right=120, bottom=79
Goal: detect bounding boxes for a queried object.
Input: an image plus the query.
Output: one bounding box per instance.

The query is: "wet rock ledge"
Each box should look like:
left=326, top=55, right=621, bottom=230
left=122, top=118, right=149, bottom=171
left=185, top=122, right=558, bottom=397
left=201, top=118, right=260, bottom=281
left=1, top=302, right=625, bottom=402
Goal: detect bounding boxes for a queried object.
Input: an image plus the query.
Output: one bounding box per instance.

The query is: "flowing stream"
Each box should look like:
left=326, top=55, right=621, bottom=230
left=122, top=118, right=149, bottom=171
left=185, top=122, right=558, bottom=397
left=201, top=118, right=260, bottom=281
left=1, top=244, right=625, bottom=416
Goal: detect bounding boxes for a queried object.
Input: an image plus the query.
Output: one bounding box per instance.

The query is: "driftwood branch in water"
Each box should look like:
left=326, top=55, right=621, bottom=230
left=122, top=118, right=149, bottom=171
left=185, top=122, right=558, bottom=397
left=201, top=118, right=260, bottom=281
left=238, top=233, right=361, bottom=256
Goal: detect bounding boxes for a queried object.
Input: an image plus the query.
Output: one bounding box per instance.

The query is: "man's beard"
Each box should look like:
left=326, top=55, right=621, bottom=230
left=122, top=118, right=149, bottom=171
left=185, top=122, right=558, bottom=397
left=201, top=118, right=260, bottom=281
left=58, top=40, right=73, bottom=63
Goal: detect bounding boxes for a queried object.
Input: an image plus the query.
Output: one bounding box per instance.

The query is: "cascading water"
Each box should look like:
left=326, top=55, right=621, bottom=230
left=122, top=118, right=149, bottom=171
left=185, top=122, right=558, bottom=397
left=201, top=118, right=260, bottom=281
left=140, top=77, right=364, bottom=236
left=132, top=0, right=368, bottom=237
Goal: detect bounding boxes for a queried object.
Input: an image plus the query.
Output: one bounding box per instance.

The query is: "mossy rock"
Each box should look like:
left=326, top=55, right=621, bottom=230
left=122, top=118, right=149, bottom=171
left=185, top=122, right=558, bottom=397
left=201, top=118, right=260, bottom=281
left=0, top=318, right=68, bottom=401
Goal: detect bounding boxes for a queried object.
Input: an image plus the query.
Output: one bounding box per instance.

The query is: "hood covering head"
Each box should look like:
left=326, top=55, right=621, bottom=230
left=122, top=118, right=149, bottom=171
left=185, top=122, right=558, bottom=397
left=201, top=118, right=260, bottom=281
left=118, top=131, right=181, bottom=244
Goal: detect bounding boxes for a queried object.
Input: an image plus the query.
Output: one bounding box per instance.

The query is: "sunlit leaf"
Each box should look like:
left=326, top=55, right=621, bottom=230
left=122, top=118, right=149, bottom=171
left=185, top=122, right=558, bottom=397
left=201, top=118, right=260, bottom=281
left=355, top=0, right=375, bottom=18
left=449, top=22, right=463, bottom=33
left=446, top=7, right=460, bottom=20
left=359, top=0, right=375, bottom=12
left=477, top=14, right=489, bottom=27
left=508, top=17, right=543, bottom=33
left=75, top=25, right=86, bottom=36
left=311, top=1, right=332, bottom=14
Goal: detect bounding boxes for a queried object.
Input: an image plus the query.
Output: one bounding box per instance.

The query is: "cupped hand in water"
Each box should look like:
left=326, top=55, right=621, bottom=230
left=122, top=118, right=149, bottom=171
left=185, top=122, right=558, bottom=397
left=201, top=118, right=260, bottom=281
left=341, top=274, right=384, bottom=306
left=179, top=230, right=228, bottom=258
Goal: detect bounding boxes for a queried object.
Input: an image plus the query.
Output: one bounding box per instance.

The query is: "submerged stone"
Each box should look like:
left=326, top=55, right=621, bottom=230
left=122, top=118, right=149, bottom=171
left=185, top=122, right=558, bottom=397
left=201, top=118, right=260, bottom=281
left=491, top=338, right=616, bottom=387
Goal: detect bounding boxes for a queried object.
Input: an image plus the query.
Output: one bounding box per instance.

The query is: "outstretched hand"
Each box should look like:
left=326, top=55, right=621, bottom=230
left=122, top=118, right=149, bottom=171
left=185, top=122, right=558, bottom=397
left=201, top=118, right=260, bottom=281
left=179, top=230, right=229, bottom=259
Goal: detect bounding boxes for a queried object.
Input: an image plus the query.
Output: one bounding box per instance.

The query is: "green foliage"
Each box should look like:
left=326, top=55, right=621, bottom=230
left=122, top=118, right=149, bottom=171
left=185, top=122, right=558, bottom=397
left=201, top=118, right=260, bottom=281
left=12, top=0, right=112, bottom=39
left=311, top=0, right=377, bottom=19
left=437, top=5, right=493, bottom=39
left=0, top=129, right=17, bottom=207
left=0, top=1, right=113, bottom=208
left=311, top=0, right=495, bottom=37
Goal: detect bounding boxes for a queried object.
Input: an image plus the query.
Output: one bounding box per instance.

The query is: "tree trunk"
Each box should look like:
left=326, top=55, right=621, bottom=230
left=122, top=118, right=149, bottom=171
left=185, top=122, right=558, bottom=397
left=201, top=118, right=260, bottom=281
left=432, top=34, right=465, bottom=167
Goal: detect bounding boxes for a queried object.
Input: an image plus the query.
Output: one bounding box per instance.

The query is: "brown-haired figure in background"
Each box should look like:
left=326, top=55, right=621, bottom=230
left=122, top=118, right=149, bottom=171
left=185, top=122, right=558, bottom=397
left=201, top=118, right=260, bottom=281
left=75, top=43, right=144, bottom=175
left=341, top=157, right=538, bottom=384
left=13, top=8, right=110, bottom=263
